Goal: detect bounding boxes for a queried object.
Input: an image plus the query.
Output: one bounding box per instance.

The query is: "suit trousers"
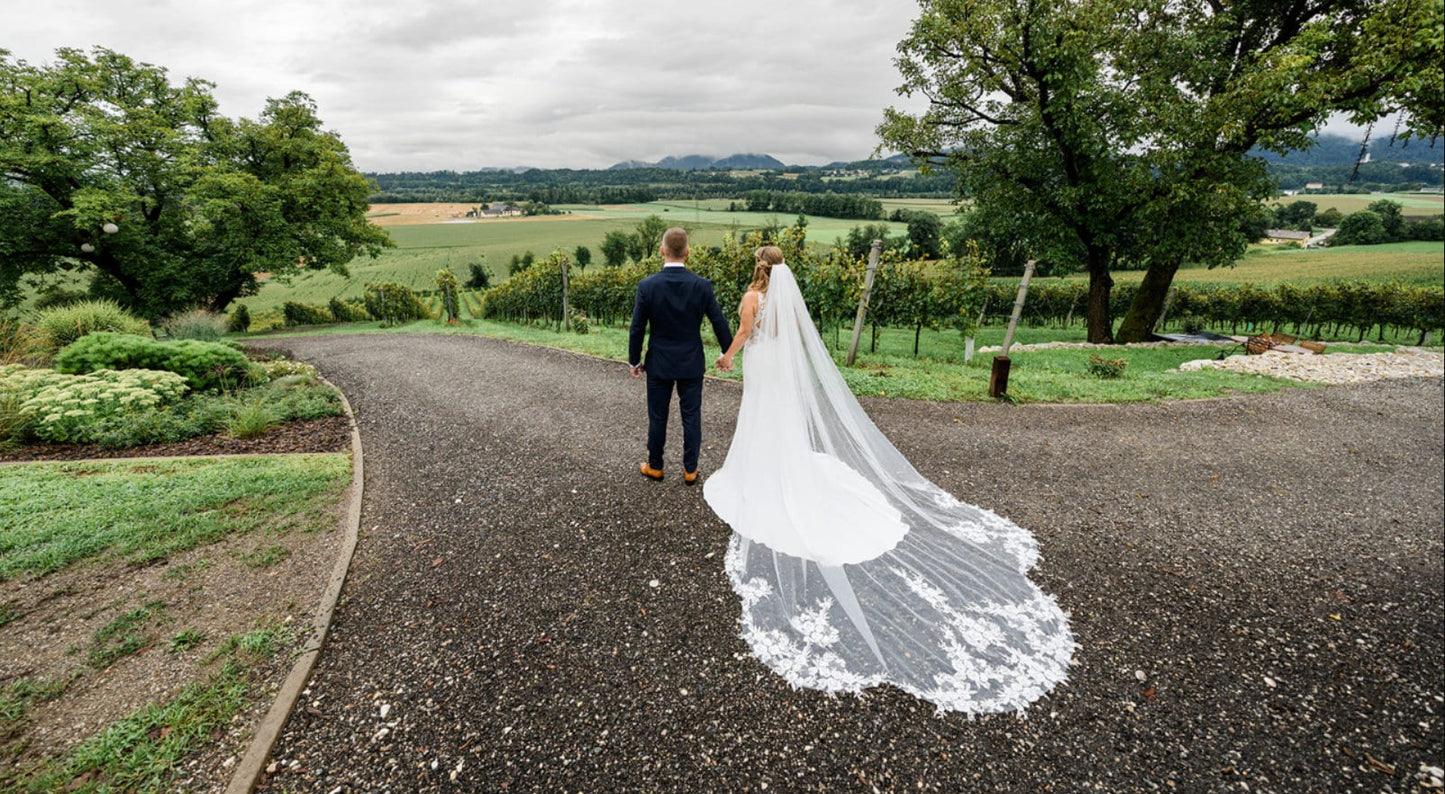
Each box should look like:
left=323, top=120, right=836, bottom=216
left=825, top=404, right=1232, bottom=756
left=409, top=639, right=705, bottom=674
left=645, top=374, right=703, bottom=472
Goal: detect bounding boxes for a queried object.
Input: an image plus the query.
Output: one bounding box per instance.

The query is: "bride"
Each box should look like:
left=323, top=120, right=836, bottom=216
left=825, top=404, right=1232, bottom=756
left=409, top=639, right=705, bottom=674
left=703, top=246, right=1074, bottom=715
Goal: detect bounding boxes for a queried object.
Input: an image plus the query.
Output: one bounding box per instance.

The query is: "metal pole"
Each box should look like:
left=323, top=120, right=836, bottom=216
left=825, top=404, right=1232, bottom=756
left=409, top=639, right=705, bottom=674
left=990, top=259, right=1037, bottom=398
left=561, top=255, right=571, bottom=332
left=845, top=240, right=883, bottom=366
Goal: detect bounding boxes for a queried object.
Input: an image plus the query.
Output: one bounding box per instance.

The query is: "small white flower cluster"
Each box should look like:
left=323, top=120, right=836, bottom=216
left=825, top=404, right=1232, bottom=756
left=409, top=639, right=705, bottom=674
left=262, top=358, right=317, bottom=381
left=2, top=365, right=189, bottom=444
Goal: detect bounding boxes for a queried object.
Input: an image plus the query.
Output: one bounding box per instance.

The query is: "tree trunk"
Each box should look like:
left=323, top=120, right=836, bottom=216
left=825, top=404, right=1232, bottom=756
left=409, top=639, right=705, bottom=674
left=1116, top=258, right=1182, bottom=343
left=1085, top=249, right=1115, bottom=344
left=914, top=323, right=922, bottom=356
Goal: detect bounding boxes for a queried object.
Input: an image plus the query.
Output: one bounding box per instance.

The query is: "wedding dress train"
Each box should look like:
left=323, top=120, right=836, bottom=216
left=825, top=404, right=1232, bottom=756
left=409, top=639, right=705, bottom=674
left=703, top=265, right=1074, bottom=714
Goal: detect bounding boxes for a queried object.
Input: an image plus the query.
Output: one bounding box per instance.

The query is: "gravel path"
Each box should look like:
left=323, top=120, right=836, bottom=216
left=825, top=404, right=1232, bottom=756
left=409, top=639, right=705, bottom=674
left=248, top=333, right=1443, bottom=793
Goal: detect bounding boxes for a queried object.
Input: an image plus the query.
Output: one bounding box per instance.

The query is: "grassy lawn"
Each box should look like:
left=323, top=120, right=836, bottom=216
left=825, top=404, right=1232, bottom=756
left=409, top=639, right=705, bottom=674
left=1022, top=240, right=1445, bottom=288
left=0, top=455, right=350, bottom=580
left=1268, top=192, right=1444, bottom=218
left=256, top=318, right=1350, bottom=403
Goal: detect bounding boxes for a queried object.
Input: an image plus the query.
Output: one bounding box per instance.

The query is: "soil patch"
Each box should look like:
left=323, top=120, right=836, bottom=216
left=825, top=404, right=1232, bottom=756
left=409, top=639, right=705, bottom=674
left=0, top=482, right=347, bottom=791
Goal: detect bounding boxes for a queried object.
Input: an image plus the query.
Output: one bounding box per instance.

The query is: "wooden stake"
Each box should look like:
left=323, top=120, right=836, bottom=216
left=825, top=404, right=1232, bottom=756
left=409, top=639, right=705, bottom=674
left=845, top=240, right=883, bottom=367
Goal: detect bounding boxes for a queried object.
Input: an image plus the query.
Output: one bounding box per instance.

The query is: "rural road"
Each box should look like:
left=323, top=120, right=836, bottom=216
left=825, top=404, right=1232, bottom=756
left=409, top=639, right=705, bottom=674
left=248, top=333, right=1443, bottom=793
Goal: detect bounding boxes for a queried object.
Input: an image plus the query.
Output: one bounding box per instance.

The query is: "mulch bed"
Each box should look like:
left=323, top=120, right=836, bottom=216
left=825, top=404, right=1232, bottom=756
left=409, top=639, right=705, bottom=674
left=0, top=414, right=352, bottom=463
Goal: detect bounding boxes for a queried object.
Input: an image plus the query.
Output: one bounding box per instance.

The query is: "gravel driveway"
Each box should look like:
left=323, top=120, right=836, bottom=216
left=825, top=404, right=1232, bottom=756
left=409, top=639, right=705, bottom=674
left=249, top=333, right=1443, bottom=793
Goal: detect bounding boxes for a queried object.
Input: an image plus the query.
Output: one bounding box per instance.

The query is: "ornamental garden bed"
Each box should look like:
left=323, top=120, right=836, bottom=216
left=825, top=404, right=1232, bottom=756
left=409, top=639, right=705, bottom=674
left=1, top=302, right=356, bottom=791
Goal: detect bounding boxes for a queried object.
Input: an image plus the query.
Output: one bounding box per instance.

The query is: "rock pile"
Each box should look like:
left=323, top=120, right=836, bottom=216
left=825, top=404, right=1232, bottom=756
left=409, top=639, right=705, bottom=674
left=1178, top=347, right=1444, bottom=384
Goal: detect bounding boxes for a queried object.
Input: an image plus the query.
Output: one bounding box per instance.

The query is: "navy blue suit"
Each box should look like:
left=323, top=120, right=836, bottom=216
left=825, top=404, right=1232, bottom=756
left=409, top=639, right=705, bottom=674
left=629, top=264, right=734, bottom=473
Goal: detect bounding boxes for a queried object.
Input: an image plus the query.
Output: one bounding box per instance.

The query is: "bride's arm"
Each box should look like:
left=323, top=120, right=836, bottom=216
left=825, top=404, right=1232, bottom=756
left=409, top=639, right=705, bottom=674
left=717, top=290, right=758, bottom=369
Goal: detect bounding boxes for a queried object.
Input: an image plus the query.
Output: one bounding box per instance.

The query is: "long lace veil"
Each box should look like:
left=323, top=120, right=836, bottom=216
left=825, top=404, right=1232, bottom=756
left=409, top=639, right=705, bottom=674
left=704, top=264, right=1074, bottom=714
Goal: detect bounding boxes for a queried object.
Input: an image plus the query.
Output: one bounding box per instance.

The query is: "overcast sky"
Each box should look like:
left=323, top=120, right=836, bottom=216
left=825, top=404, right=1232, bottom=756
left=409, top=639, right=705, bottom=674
left=7, top=0, right=1380, bottom=174
left=5, top=0, right=937, bottom=172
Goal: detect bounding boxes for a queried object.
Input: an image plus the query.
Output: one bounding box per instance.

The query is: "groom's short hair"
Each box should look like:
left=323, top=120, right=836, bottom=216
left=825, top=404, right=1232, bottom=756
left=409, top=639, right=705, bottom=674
left=662, top=227, right=688, bottom=260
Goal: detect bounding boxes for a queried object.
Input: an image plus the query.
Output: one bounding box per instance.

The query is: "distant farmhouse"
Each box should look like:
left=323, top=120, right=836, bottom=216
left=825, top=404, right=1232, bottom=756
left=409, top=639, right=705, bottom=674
left=1264, top=229, right=1312, bottom=244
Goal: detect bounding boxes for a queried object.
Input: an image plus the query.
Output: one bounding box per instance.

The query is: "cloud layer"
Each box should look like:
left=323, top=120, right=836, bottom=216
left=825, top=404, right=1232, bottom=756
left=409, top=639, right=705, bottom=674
left=5, top=0, right=930, bottom=171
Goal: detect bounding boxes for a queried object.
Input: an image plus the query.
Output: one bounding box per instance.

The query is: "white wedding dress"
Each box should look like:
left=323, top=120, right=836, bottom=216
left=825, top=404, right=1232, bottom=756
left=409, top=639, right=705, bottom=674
left=703, top=265, right=1074, bottom=714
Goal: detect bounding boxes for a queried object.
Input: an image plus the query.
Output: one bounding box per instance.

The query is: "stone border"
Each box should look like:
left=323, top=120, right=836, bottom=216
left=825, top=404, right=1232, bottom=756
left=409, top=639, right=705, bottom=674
left=225, top=377, right=365, bottom=794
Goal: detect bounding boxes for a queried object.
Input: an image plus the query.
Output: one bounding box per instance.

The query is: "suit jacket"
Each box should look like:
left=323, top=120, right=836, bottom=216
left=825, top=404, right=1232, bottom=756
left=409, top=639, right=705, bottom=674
left=629, top=265, right=734, bottom=380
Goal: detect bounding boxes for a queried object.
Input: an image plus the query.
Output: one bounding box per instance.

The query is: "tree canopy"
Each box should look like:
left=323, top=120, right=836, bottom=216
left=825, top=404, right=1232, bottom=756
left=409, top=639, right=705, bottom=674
left=0, top=47, right=391, bottom=319
left=879, top=0, right=1444, bottom=342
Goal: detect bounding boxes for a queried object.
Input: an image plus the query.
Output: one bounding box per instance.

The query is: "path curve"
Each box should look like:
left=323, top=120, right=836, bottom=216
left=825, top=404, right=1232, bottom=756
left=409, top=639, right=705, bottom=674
left=246, top=333, right=1443, bottom=793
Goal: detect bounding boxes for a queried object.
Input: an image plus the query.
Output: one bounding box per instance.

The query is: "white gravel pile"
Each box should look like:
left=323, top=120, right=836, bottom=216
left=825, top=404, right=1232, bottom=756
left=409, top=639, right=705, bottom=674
left=1178, top=347, right=1444, bottom=384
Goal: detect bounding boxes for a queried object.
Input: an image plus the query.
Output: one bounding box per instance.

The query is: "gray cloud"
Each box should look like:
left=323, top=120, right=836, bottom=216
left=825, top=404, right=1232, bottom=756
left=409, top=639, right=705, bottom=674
left=5, top=0, right=929, bottom=171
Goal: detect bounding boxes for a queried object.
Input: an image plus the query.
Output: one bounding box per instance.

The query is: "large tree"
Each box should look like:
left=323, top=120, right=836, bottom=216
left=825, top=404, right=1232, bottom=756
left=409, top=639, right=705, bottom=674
left=0, top=47, right=391, bottom=319
left=879, top=0, right=1443, bottom=343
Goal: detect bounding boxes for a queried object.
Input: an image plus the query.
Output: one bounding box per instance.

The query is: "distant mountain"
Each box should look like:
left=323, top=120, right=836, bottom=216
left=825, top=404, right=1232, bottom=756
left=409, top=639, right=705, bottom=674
left=608, top=153, right=787, bottom=171
left=1254, top=133, right=1443, bottom=167
left=713, top=153, right=787, bottom=169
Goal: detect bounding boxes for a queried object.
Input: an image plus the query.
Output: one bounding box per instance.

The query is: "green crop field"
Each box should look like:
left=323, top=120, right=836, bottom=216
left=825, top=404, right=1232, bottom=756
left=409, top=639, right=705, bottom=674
left=1269, top=192, right=1444, bottom=218
left=236, top=202, right=909, bottom=315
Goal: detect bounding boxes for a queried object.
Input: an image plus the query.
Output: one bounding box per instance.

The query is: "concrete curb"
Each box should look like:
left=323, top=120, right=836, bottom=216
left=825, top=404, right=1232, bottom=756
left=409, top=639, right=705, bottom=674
left=225, top=376, right=364, bottom=794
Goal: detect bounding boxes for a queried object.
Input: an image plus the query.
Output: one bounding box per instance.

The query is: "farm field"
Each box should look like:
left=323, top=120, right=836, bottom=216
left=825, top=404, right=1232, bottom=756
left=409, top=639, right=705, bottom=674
left=237, top=211, right=1442, bottom=318
left=236, top=202, right=909, bottom=315
left=1023, top=241, right=1445, bottom=289
left=1268, top=191, right=1444, bottom=218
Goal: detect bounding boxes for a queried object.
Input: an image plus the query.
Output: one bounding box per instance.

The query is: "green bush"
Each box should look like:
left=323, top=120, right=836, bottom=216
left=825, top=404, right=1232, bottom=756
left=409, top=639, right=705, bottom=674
left=1086, top=354, right=1128, bottom=379
left=227, top=304, right=252, bottom=333
left=327, top=297, right=366, bottom=323
left=164, top=309, right=228, bottom=341
left=54, top=333, right=263, bottom=392
left=31, top=286, right=89, bottom=311
left=282, top=302, right=334, bottom=327
left=13, top=367, right=191, bottom=444
left=32, top=300, right=151, bottom=354
left=363, top=282, right=429, bottom=326
left=569, top=309, right=590, bottom=335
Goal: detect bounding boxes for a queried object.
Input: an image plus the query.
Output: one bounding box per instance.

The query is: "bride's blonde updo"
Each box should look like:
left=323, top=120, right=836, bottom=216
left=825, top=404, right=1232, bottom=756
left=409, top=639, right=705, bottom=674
left=750, top=245, right=784, bottom=293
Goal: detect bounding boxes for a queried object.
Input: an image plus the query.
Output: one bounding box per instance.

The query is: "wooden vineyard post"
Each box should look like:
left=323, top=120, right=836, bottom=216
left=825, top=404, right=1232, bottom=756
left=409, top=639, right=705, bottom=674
left=989, top=259, right=1037, bottom=399
left=561, top=255, right=571, bottom=332
left=845, top=240, right=883, bottom=367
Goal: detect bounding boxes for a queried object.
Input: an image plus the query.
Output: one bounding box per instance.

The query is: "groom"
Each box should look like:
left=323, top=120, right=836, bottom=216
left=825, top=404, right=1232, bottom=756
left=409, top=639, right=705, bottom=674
left=628, top=227, right=733, bottom=485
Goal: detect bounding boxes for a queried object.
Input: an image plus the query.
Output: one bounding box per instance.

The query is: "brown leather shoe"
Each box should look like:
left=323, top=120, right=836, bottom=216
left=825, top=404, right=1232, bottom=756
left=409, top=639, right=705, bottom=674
left=683, top=469, right=699, bottom=486
left=639, top=462, right=664, bottom=481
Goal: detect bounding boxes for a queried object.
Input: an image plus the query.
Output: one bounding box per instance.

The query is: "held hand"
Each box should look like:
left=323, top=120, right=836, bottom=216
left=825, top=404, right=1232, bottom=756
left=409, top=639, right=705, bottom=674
left=629, top=364, right=643, bottom=379
left=716, top=355, right=734, bottom=372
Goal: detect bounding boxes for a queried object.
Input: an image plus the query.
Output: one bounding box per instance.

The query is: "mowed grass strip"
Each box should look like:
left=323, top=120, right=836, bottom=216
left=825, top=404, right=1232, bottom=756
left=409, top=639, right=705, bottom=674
left=0, top=454, right=350, bottom=580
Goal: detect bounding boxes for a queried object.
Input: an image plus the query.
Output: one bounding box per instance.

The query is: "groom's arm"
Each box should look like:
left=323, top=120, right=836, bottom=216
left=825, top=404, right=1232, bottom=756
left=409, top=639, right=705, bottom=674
left=628, top=284, right=649, bottom=370
left=703, top=281, right=733, bottom=353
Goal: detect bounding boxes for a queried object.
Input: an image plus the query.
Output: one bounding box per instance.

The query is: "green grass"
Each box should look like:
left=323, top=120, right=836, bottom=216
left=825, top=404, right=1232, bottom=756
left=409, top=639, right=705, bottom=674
left=168, top=628, right=206, bottom=653
left=1268, top=192, right=1444, bottom=217
left=88, top=600, right=167, bottom=669
left=0, top=455, right=350, bottom=580
left=8, top=622, right=296, bottom=792
left=238, top=543, right=290, bottom=569
left=1025, top=240, right=1445, bottom=288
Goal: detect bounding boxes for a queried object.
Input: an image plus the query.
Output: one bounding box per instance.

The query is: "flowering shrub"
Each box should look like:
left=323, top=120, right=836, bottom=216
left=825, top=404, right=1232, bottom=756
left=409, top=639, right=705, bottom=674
left=14, top=367, right=190, bottom=444
left=262, top=358, right=318, bottom=381
left=54, top=333, right=263, bottom=392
